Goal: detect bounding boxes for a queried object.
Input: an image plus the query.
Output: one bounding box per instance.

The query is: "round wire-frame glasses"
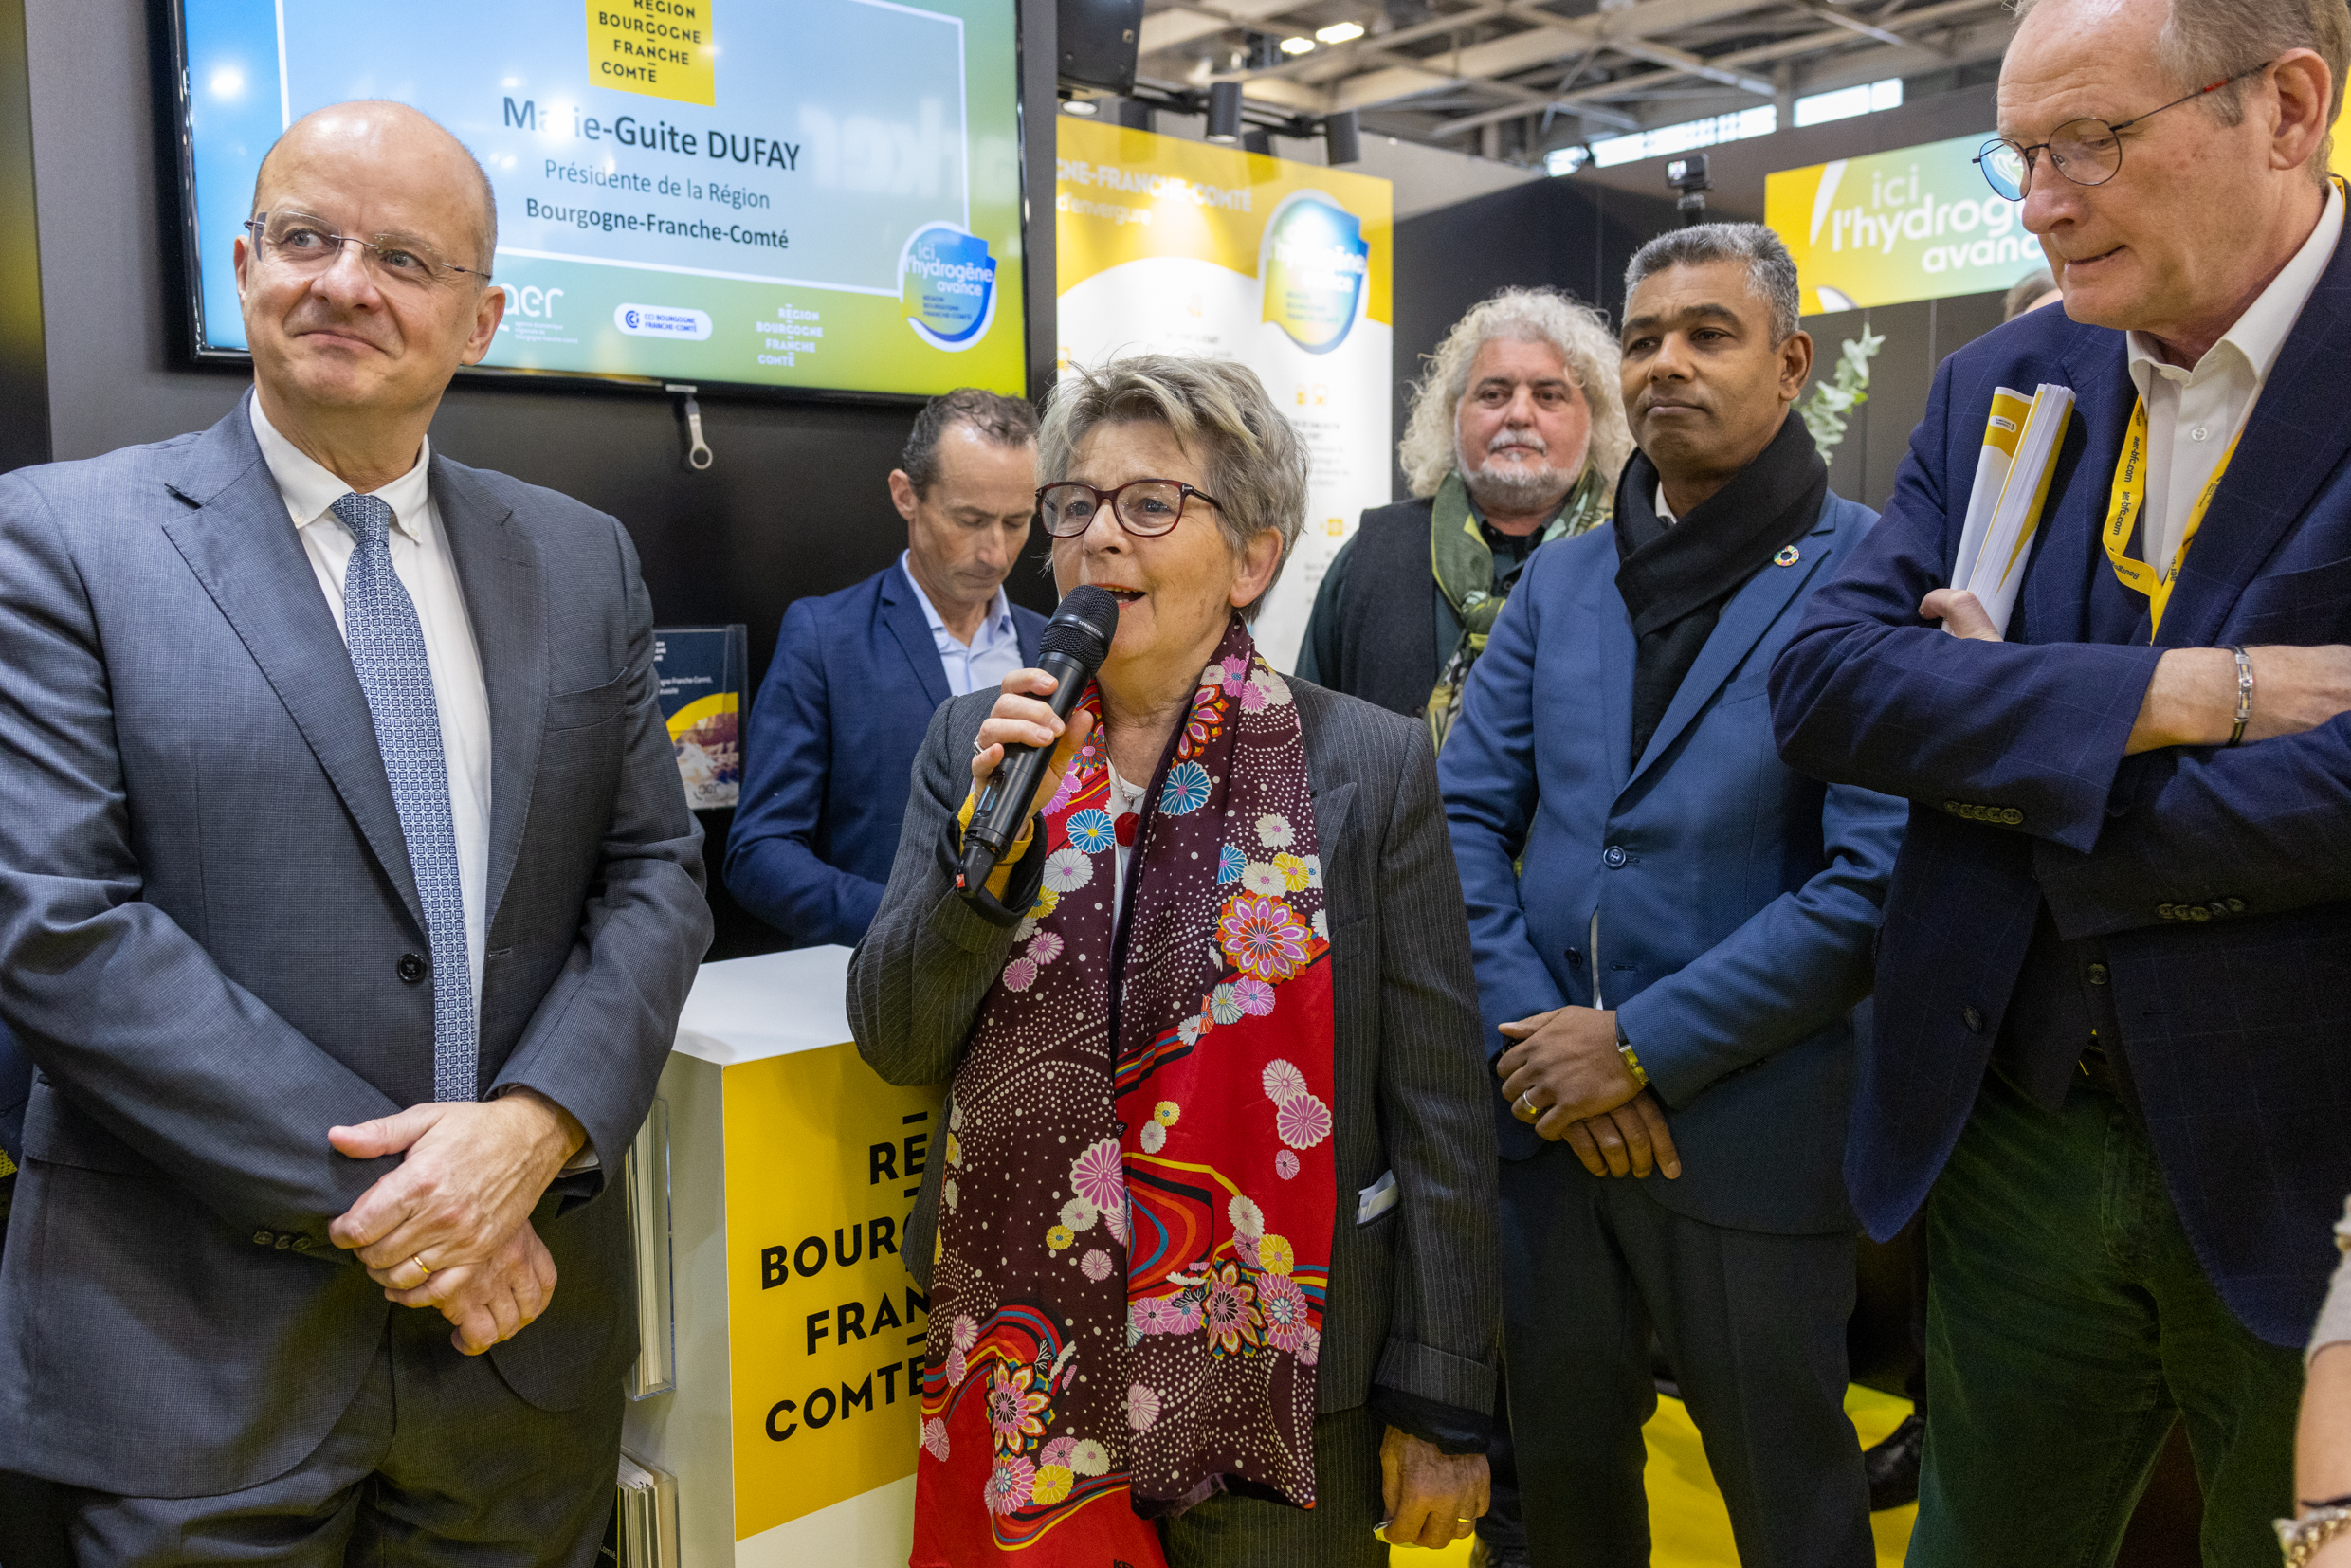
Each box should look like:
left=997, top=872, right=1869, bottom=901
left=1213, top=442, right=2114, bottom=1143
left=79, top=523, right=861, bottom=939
left=244, top=210, right=492, bottom=288
left=1036, top=479, right=1225, bottom=538
left=1973, top=61, right=2274, bottom=202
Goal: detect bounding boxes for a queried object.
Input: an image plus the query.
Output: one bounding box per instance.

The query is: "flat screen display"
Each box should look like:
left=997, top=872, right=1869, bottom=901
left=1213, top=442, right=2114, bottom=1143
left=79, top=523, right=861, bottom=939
left=169, top=0, right=1028, bottom=398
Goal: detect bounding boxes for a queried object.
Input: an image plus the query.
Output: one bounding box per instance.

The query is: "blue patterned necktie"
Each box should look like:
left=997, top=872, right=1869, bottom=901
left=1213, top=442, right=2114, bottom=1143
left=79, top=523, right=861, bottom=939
left=331, top=492, right=477, bottom=1103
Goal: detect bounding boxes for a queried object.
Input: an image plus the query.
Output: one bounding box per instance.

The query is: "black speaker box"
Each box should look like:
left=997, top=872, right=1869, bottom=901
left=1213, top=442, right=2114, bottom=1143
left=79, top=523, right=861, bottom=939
left=1058, top=0, right=1148, bottom=94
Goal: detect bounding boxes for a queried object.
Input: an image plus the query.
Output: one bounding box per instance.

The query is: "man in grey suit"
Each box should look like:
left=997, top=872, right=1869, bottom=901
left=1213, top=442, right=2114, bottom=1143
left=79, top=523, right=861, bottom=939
left=0, top=101, right=710, bottom=1562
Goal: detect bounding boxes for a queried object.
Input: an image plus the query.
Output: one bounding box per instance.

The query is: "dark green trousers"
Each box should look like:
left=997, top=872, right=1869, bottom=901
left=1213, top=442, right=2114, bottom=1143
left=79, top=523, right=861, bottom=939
left=1909, top=1067, right=2304, bottom=1568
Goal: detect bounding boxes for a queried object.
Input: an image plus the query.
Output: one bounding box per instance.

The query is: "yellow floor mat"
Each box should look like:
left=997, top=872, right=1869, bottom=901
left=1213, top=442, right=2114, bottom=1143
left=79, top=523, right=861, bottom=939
left=1392, top=1385, right=1916, bottom=1566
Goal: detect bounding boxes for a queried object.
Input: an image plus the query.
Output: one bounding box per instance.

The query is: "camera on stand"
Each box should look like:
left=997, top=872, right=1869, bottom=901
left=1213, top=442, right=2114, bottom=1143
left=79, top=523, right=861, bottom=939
left=1666, top=154, right=1712, bottom=227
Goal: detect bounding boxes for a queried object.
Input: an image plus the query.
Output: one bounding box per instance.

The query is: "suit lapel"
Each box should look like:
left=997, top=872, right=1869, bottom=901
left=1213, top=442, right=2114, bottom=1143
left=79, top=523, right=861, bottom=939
left=1596, top=585, right=1636, bottom=796
left=878, top=565, right=953, bottom=710
left=2032, top=334, right=2141, bottom=644
left=1309, top=777, right=1357, bottom=924
left=1624, top=520, right=1833, bottom=788
left=1015, top=606, right=1044, bottom=665
left=160, top=405, right=425, bottom=933
left=2158, top=241, right=2351, bottom=648
left=434, top=460, right=542, bottom=933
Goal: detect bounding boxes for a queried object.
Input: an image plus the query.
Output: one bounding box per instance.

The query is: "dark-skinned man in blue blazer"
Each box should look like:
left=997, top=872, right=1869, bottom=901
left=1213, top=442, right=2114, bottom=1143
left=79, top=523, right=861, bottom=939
left=1444, top=223, right=1905, bottom=1568
left=1771, top=2, right=2351, bottom=1562
left=727, top=391, right=1046, bottom=949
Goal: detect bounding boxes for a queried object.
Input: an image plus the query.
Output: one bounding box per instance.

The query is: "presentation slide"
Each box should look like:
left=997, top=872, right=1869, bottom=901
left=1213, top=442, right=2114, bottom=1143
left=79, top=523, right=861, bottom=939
left=173, top=0, right=1027, bottom=397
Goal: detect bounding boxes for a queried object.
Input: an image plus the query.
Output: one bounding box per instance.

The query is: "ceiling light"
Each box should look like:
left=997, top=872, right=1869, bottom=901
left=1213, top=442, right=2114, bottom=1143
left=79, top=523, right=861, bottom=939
left=1314, top=21, right=1365, bottom=44
left=1064, top=99, right=1099, bottom=116
left=1280, top=36, right=1316, bottom=54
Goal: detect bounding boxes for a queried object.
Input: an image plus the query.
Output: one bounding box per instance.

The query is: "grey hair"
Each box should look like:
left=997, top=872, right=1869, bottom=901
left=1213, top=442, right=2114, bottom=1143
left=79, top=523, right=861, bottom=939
left=900, top=388, right=1040, bottom=497
left=2014, top=0, right=2351, bottom=181
left=1038, top=355, right=1309, bottom=624
left=1396, top=286, right=1631, bottom=500
left=1624, top=223, right=1802, bottom=345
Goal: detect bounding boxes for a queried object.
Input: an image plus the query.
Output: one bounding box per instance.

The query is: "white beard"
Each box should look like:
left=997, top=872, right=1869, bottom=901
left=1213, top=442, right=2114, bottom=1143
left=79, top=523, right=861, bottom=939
left=1459, top=441, right=1574, bottom=516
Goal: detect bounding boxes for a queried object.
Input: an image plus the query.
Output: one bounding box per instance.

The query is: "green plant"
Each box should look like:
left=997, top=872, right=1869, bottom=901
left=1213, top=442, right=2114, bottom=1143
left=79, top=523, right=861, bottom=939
left=1800, top=327, right=1886, bottom=461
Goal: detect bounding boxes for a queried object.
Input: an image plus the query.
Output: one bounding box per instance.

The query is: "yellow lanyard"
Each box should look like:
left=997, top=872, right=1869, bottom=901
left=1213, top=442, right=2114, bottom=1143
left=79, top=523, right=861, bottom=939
left=2102, top=394, right=2242, bottom=637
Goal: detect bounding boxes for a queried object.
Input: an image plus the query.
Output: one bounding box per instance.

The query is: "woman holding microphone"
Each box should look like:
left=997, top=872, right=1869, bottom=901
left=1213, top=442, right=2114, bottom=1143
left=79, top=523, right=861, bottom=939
left=848, top=355, right=1500, bottom=1568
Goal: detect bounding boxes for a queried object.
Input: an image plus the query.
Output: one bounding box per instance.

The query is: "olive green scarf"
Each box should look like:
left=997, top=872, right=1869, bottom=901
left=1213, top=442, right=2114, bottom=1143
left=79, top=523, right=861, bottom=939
left=1425, top=464, right=1612, bottom=751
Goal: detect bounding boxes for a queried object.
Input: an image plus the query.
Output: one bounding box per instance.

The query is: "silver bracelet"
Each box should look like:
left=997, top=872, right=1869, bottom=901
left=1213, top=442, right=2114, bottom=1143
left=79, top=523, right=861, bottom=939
left=2278, top=1505, right=2351, bottom=1566
left=2229, top=646, right=2254, bottom=747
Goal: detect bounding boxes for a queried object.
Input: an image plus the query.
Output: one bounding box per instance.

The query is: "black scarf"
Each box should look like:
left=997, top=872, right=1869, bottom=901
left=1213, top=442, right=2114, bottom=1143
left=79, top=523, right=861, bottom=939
left=1613, top=410, right=1827, bottom=763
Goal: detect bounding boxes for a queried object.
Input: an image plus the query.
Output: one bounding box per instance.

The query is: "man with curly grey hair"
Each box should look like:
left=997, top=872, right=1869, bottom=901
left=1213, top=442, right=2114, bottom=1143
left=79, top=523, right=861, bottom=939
left=1297, top=288, right=1630, bottom=750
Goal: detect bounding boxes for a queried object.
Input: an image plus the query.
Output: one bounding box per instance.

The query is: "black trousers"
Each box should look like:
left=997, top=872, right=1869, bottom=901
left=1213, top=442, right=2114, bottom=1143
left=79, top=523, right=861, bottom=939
left=1499, top=1141, right=1871, bottom=1568
left=60, top=1305, right=621, bottom=1568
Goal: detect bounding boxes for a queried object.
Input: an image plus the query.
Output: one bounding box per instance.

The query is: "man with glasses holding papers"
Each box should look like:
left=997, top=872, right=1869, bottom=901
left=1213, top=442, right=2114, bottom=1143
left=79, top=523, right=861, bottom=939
left=1772, top=2, right=2351, bottom=1562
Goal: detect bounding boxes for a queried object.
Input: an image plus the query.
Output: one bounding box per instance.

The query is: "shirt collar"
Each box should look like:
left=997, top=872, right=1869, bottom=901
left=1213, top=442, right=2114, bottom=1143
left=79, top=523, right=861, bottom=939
left=899, top=551, right=1012, bottom=642
left=247, top=393, right=433, bottom=541
left=2128, top=180, right=2344, bottom=396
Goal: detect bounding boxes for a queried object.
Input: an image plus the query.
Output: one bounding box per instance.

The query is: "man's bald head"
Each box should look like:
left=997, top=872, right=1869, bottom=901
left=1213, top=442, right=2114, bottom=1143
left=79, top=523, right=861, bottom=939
left=252, top=101, right=497, bottom=273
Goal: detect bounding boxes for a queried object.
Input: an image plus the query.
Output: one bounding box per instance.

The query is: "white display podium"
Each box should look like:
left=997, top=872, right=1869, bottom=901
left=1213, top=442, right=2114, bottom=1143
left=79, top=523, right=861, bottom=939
left=621, top=947, right=936, bottom=1567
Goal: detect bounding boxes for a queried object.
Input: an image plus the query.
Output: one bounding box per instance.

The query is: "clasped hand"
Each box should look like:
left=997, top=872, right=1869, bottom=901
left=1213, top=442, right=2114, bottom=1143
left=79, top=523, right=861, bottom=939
left=1495, top=1006, right=1682, bottom=1180
left=1376, top=1426, right=1490, bottom=1549
left=325, top=1089, right=584, bottom=1356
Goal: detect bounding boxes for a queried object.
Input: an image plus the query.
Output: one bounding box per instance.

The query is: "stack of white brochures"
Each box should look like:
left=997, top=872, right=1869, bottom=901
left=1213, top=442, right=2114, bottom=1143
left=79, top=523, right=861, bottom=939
left=1951, top=382, right=2073, bottom=636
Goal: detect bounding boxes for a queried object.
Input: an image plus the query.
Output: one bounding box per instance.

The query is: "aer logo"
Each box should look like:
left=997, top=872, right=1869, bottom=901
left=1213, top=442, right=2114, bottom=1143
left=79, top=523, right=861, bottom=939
left=498, top=283, right=567, bottom=320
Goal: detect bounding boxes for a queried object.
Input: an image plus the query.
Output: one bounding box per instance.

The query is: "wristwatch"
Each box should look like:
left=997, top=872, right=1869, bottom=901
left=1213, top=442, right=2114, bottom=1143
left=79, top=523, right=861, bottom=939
left=2277, top=1506, right=2351, bottom=1566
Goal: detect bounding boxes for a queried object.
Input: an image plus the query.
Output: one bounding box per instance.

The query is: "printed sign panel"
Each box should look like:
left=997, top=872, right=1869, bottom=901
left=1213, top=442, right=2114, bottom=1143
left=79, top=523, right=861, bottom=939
left=723, top=1045, right=939, bottom=1541
left=1766, top=131, right=2046, bottom=313
left=1056, top=119, right=1394, bottom=671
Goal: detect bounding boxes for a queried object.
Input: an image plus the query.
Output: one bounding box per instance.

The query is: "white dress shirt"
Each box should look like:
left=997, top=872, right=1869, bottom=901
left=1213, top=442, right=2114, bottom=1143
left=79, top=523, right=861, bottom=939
left=2126, top=182, right=2345, bottom=575
left=899, top=551, right=1024, bottom=697
left=248, top=398, right=494, bottom=1006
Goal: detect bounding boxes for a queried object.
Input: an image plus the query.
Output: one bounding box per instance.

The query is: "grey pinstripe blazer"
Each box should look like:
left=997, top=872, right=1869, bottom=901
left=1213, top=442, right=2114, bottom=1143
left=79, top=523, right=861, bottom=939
left=848, top=678, right=1501, bottom=1425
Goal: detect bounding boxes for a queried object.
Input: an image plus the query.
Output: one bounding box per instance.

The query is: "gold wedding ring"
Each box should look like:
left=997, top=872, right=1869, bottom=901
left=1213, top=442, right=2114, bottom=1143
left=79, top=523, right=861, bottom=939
left=410, top=1253, right=431, bottom=1280
left=1518, top=1090, right=1538, bottom=1115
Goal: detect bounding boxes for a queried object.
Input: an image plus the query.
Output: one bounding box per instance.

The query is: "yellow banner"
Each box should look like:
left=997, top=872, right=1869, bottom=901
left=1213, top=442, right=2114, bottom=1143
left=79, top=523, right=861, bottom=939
left=725, top=1044, right=939, bottom=1539
left=1055, top=119, right=1391, bottom=325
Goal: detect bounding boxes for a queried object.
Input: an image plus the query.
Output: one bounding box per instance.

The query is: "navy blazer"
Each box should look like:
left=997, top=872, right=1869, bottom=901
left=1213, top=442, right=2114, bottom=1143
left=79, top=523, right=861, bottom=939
left=1772, top=244, right=2351, bottom=1346
left=726, top=561, right=1044, bottom=949
left=1443, top=496, right=1905, bottom=1234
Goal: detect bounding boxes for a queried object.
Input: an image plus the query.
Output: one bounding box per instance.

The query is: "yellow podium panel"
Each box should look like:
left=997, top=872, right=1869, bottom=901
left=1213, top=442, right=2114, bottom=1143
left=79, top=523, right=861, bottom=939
left=622, top=948, right=937, bottom=1568
left=723, top=1043, right=936, bottom=1537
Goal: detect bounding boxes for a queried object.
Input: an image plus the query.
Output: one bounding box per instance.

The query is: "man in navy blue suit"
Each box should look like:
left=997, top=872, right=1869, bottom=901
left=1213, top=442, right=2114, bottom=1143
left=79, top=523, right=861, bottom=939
left=727, top=391, right=1047, bottom=949
left=1444, top=224, right=1904, bottom=1568
left=1772, top=1, right=2351, bottom=1560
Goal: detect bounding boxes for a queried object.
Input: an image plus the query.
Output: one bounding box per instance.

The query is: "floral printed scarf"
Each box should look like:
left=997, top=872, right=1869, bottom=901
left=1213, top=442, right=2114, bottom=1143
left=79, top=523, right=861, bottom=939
left=912, top=617, right=1338, bottom=1568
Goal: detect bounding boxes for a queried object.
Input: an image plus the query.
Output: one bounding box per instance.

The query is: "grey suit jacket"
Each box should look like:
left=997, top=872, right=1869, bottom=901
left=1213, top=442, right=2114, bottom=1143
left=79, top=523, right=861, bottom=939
left=0, top=398, right=712, bottom=1497
left=847, top=678, right=1501, bottom=1430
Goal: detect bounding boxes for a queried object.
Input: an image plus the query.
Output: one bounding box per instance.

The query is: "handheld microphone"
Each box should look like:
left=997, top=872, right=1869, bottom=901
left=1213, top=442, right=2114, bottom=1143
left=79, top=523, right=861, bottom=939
left=958, top=585, right=1121, bottom=896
